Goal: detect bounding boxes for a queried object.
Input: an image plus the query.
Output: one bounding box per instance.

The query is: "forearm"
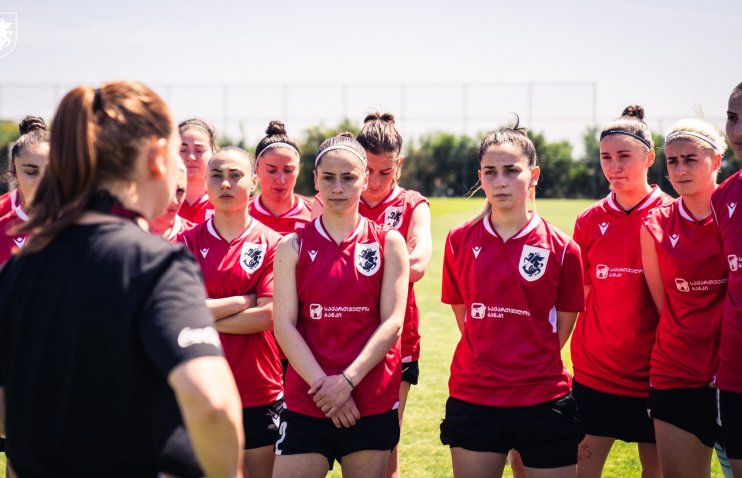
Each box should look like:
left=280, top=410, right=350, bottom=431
left=275, top=322, right=326, bottom=386
left=451, top=304, right=466, bottom=334
left=557, top=311, right=578, bottom=350
left=408, top=250, right=431, bottom=283
left=213, top=301, right=273, bottom=334
left=183, top=401, right=243, bottom=478
left=343, top=317, right=402, bottom=386
left=206, top=295, right=254, bottom=321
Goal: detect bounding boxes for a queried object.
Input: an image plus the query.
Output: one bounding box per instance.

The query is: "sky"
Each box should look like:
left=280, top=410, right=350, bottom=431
left=0, top=0, right=738, bottom=150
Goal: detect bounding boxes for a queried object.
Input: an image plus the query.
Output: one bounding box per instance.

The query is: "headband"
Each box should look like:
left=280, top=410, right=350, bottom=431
left=180, top=121, right=214, bottom=141
left=665, top=130, right=719, bottom=151
left=600, top=130, right=652, bottom=149
left=256, top=142, right=301, bottom=164
left=314, top=145, right=367, bottom=168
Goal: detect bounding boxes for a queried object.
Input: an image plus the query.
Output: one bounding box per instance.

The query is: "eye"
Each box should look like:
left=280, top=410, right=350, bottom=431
left=667, top=157, right=677, bottom=164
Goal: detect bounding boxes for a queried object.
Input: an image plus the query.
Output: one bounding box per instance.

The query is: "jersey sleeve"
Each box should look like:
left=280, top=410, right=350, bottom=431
left=138, top=247, right=223, bottom=377
left=556, top=239, right=585, bottom=313
left=441, top=229, right=463, bottom=305
left=572, top=216, right=591, bottom=287
left=642, top=208, right=664, bottom=245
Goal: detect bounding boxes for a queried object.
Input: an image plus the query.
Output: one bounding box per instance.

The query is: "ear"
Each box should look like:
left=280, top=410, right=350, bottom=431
left=248, top=172, right=258, bottom=194
left=146, top=137, right=169, bottom=179
left=362, top=169, right=369, bottom=191
left=395, top=155, right=406, bottom=182
left=313, top=170, right=319, bottom=192
left=477, top=168, right=483, bottom=183
left=530, top=166, right=541, bottom=185
left=646, top=148, right=656, bottom=168
left=712, top=152, right=722, bottom=172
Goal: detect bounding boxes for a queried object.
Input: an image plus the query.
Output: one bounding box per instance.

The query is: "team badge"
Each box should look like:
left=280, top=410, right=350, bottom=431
left=355, top=242, right=381, bottom=276
left=240, top=242, right=266, bottom=274
left=384, top=206, right=404, bottom=229
left=519, top=245, right=549, bottom=281
left=0, top=13, right=17, bottom=59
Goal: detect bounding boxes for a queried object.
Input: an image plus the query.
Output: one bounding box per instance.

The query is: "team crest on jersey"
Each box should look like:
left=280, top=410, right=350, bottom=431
left=355, top=242, right=381, bottom=276
left=240, top=242, right=266, bottom=274
left=384, top=206, right=404, bottom=229
left=519, top=245, right=549, bottom=282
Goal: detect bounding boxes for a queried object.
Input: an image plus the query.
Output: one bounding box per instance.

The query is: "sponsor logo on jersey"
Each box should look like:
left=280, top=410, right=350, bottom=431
left=240, top=242, right=266, bottom=274
left=200, top=248, right=209, bottom=258
left=596, top=264, right=609, bottom=279
left=728, top=202, right=737, bottom=218
left=519, top=245, right=549, bottom=281
left=309, top=304, right=323, bottom=319
left=729, top=254, right=739, bottom=272
left=308, top=249, right=318, bottom=262
left=177, top=326, right=221, bottom=349
left=12, top=236, right=25, bottom=249
left=355, top=242, right=381, bottom=276
left=472, top=246, right=481, bottom=258
left=384, top=206, right=404, bottom=229
left=471, top=303, right=486, bottom=319
left=675, top=278, right=689, bottom=292
left=669, top=233, right=679, bottom=248
left=598, top=222, right=609, bottom=235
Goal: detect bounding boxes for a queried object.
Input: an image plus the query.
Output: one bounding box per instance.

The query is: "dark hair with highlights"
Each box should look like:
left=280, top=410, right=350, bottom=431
left=178, top=118, right=218, bottom=152
left=478, top=115, right=538, bottom=167
left=255, top=120, right=300, bottom=160
left=9, top=116, right=50, bottom=179
left=356, top=112, right=403, bottom=156
left=600, top=105, right=654, bottom=150
left=315, top=132, right=367, bottom=168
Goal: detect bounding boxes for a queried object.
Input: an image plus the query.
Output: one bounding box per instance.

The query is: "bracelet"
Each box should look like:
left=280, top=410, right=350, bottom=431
left=340, top=372, right=355, bottom=390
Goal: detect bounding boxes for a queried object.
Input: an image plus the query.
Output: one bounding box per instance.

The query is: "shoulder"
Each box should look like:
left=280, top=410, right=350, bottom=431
left=575, top=196, right=609, bottom=225
left=295, top=194, right=314, bottom=209
left=399, top=188, right=429, bottom=207
left=713, top=171, right=741, bottom=202
left=644, top=201, right=675, bottom=226
left=252, top=219, right=284, bottom=245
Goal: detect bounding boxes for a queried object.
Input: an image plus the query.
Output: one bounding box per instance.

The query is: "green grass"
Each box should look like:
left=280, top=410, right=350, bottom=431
left=1, top=198, right=724, bottom=477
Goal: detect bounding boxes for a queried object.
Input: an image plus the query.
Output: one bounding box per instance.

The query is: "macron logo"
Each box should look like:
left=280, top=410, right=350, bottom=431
left=200, top=248, right=209, bottom=258
left=309, top=250, right=318, bottom=262
left=12, top=236, right=25, bottom=249
left=729, top=202, right=737, bottom=218
left=598, top=222, right=609, bottom=235
left=669, top=234, right=679, bottom=248
left=472, top=246, right=481, bottom=258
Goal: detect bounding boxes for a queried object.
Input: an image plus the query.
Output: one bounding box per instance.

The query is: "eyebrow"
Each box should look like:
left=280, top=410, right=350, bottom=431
left=20, top=163, right=40, bottom=168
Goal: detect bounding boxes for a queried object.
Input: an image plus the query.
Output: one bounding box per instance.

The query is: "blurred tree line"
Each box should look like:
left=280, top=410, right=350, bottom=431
left=3, top=119, right=739, bottom=199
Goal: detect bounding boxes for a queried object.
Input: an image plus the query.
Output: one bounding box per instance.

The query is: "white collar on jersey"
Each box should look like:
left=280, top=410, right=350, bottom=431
left=363, top=185, right=403, bottom=209
left=13, top=202, right=29, bottom=222
left=206, top=216, right=256, bottom=242
left=253, top=194, right=304, bottom=218
left=314, top=216, right=365, bottom=243
left=606, top=186, right=663, bottom=213
left=482, top=212, right=540, bottom=240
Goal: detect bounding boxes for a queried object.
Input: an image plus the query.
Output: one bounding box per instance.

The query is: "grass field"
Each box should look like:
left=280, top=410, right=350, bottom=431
left=0, top=198, right=725, bottom=477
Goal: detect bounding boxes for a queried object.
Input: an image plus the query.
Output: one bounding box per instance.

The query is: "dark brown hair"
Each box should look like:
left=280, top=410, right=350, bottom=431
left=178, top=118, right=218, bottom=151
left=20, top=81, right=173, bottom=252
left=478, top=115, right=538, bottom=167
left=9, top=116, right=50, bottom=178
left=315, top=132, right=367, bottom=168
left=255, top=120, right=300, bottom=160
left=356, top=112, right=403, bottom=156
left=600, top=105, right=654, bottom=150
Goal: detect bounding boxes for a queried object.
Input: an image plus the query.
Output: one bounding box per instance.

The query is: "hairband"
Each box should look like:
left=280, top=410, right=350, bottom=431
left=180, top=121, right=214, bottom=139
left=315, top=145, right=367, bottom=168
left=256, top=142, right=301, bottom=163
left=600, top=130, right=652, bottom=149
left=665, top=130, right=719, bottom=151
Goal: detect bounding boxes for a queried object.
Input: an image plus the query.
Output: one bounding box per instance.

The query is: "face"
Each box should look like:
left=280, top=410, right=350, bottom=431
left=206, top=151, right=256, bottom=214
left=363, top=151, right=401, bottom=203
left=161, top=164, right=188, bottom=222
left=478, top=143, right=539, bottom=213
left=313, top=151, right=368, bottom=215
left=256, top=147, right=300, bottom=204
left=727, top=92, right=742, bottom=158
left=599, top=135, right=654, bottom=194
left=14, top=142, right=49, bottom=204
left=179, top=127, right=213, bottom=183
left=665, top=140, right=720, bottom=198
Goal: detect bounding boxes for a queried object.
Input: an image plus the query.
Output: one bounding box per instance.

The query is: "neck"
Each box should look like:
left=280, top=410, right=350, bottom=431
left=322, top=208, right=360, bottom=245
left=101, top=182, right=154, bottom=221
left=489, top=206, right=530, bottom=241
left=213, top=208, right=251, bottom=242
left=185, top=181, right=206, bottom=205
left=362, top=187, right=394, bottom=209
left=682, top=187, right=716, bottom=220
left=614, top=183, right=653, bottom=211
left=260, top=193, right=296, bottom=217
left=149, top=216, right=174, bottom=236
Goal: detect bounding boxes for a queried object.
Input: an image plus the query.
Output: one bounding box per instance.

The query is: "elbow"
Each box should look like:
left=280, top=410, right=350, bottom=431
left=409, top=266, right=425, bottom=283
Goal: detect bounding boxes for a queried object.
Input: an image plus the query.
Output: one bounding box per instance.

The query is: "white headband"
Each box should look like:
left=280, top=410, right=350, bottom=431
left=665, top=130, right=719, bottom=151
left=255, top=142, right=301, bottom=164
left=314, top=145, right=367, bottom=168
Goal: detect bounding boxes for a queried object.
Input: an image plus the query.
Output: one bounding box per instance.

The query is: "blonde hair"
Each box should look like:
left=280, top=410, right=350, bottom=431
left=664, top=118, right=727, bottom=157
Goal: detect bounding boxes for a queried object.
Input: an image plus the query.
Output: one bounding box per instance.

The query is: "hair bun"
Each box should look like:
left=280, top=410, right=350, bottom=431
left=266, top=120, right=286, bottom=136
left=622, top=105, right=645, bottom=121
left=363, top=112, right=396, bottom=124
left=19, top=116, right=47, bottom=135
left=338, top=131, right=355, bottom=139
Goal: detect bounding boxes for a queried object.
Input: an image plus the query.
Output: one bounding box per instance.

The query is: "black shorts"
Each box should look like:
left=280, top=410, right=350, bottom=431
left=572, top=380, right=655, bottom=444
left=275, top=409, right=399, bottom=468
left=401, top=361, right=419, bottom=385
left=719, top=389, right=742, bottom=459
left=649, top=386, right=718, bottom=447
left=440, top=394, right=584, bottom=469
left=243, top=399, right=283, bottom=449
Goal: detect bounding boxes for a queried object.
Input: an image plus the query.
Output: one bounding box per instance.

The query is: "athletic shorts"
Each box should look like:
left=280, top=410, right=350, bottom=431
left=401, top=361, right=419, bottom=385
left=719, top=389, right=742, bottom=459
left=572, top=380, right=655, bottom=444
left=275, top=409, right=399, bottom=468
left=243, top=399, right=283, bottom=449
left=440, top=394, right=584, bottom=469
left=649, top=386, right=718, bottom=447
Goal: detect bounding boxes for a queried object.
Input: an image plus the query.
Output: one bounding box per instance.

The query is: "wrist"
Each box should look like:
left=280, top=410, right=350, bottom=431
left=340, top=371, right=355, bottom=390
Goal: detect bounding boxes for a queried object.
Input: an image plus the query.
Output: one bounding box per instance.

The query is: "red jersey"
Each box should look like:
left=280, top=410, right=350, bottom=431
left=0, top=189, right=19, bottom=219
left=441, top=213, right=584, bottom=407
left=284, top=217, right=401, bottom=417
left=178, top=193, right=214, bottom=224
left=571, top=186, right=672, bottom=396
left=163, top=215, right=195, bottom=243
left=248, top=194, right=312, bottom=235
left=359, top=186, right=429, bottom=362
left=0, top=205, right=28, bottom=264
left=644, top=199, right=726, bottom=389
left=711, top=171, right=742, bottom=393
left=180, top=217, right=283, bottom=407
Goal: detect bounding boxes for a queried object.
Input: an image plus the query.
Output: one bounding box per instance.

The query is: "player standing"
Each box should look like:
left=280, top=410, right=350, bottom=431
left=178, top=118, right=217, bottom=224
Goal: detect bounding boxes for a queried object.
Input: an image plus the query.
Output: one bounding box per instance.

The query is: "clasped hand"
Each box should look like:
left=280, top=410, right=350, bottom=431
left=308, top=375, right=361, bottom=428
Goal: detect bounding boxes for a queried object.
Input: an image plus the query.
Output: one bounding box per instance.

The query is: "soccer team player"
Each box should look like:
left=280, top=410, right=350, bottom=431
left=1, top=82, right=742, bottom=477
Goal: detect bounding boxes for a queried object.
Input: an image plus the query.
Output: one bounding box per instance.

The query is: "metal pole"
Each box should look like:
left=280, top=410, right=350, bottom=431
left=222, top=84, right=229, bottom=138
left=462, top=83, right=468, bottom=190
left=283, top=84, right=289, bottom=121
left=527, top=82, right=534, bottom=127
left=592, top=82, right=598, bottom=127
left=342, top=84, right=348, bottom=120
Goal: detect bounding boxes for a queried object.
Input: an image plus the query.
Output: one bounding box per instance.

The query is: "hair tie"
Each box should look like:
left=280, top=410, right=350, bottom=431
left=600, top=130, right=652, bottom=149
left=256, top=142, right=301, bottom=164
left=665, top=130, right=719, bottom=152
left=315, top=145, right=367, bottom=168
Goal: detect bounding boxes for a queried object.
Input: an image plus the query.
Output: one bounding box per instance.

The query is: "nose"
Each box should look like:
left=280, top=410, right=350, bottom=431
left=221, top=178, right=231, bottom=189
left=332, top=178, right=344, bottom=194
left=734, top=121, right=742, bottom=139
left=276, top=172, right=287, bottom=184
